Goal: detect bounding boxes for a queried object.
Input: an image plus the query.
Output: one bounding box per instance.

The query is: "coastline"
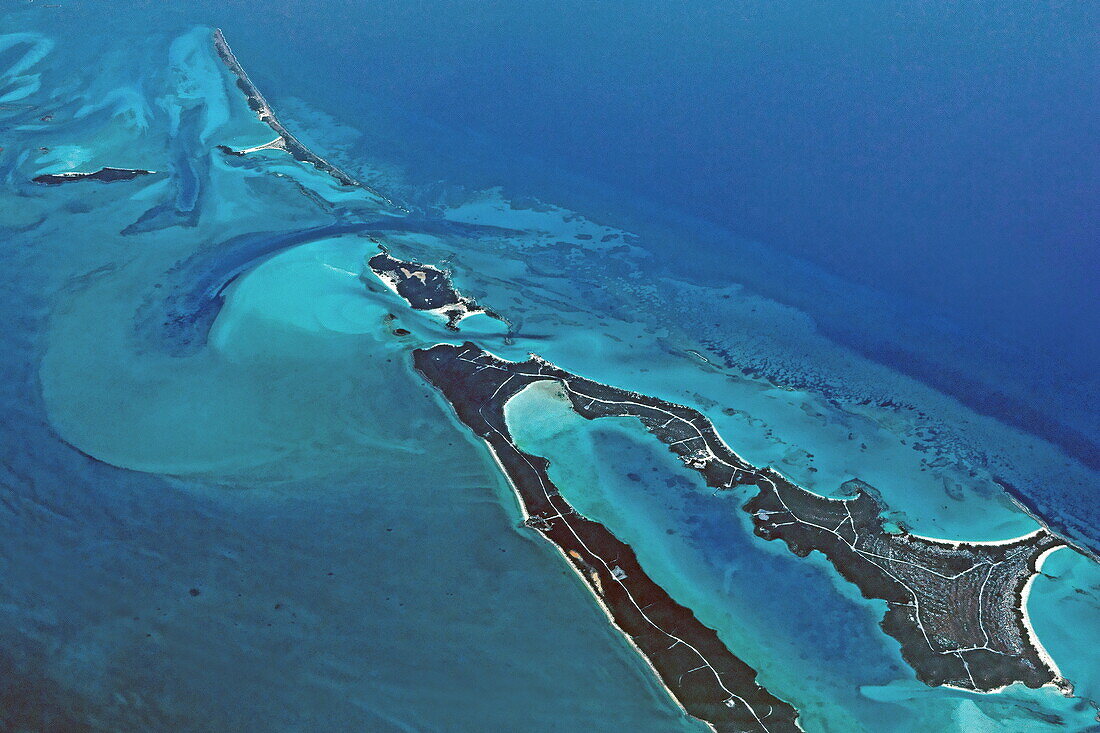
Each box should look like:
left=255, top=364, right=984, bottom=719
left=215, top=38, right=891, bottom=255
left=437, top=182, right=1099, bottom=557
left=945, top=545, right=1076, bottom=698
left=906, top=529, right=1047, bottom=546
left=414, top=342, right=802, bottom=733
left=745, top=474, right=1064, bottom=694
left=365, top=248, right=507, bottom=331
left=996, top=477, right=1100, bottom=563
left=425, top=342, right=1072, bottom=697
left=481, top=434, right=700, bottom=727
left=32, top=167, right=155, bottom=184
left=1020, top=545, right=1070, bottom=687
left=4, top=8, right=1095, bottom=730
left=212, top=28, right=402, bottom=210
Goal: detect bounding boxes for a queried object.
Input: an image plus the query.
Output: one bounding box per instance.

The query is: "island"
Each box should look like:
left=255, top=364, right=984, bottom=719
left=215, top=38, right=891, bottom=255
left=368, top=248, right=506, bottom=331
left=415, top=343, right=802, bottom=733
left=415, top=342, right=1072, bottom=699
left=33, top=167, right=154, bottom=185
left=212, top=29, right=400, bottom=210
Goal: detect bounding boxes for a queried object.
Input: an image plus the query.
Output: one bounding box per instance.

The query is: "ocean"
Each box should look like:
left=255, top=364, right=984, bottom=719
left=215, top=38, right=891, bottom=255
left=0, top=1, right=1097, bottom=730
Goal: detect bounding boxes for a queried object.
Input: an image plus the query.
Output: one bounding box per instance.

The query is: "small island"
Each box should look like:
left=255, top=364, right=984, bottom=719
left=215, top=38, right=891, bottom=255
left=415, top=342, right=1072, bottom=698
left=33, top=167, right=154, bottom=185
left=368, top=249, right=505, bottom=331
left=415, top=342, right=802, bottom=733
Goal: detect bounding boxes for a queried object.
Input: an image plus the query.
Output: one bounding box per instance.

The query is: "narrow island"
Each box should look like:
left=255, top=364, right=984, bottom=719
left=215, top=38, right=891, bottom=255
left=368, top=248, right=506, bottom=331
left=415, top=343, right=802, bottom=733
left=212, top=28, right=399, bottom=210
left=33, top=167, right=154, bottom=185
left=415, top=342, right=1071, bottom=699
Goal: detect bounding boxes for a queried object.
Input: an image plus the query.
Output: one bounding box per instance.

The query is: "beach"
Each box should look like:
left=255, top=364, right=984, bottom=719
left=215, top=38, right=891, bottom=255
left=0, top=5, right=1096, bottom=730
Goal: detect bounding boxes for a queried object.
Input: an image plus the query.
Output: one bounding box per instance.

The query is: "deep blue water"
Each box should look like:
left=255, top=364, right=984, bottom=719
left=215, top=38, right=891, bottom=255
left=42, top=1, right=1099, bottom=458
left=281, top=2, right=1096, bottom=350
left=2, top=2, right=1098, bottom=730
left=200, top=0, right=1099, bottom=460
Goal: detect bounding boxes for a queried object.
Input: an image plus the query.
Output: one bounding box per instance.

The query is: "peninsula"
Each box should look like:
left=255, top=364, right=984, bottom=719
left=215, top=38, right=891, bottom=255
left=415, top=342, right=1070, bottom=697
left=415, top=343, right=802, bottom=733
left=744, top=474, right=1066, bottom=692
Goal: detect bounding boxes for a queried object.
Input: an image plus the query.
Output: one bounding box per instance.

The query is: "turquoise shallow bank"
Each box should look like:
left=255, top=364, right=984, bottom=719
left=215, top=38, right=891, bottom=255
left=1, top=3, right=1098, bottom=732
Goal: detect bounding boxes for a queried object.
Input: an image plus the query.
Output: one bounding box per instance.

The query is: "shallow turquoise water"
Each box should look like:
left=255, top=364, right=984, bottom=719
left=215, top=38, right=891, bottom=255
left=0, top=4, right=1097, bottom=731
left=0, top=17, right=703, bottom=729
left=506, top=384, right=1100, bottom=731
left=1029, top=548, right=1100, bottom=716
